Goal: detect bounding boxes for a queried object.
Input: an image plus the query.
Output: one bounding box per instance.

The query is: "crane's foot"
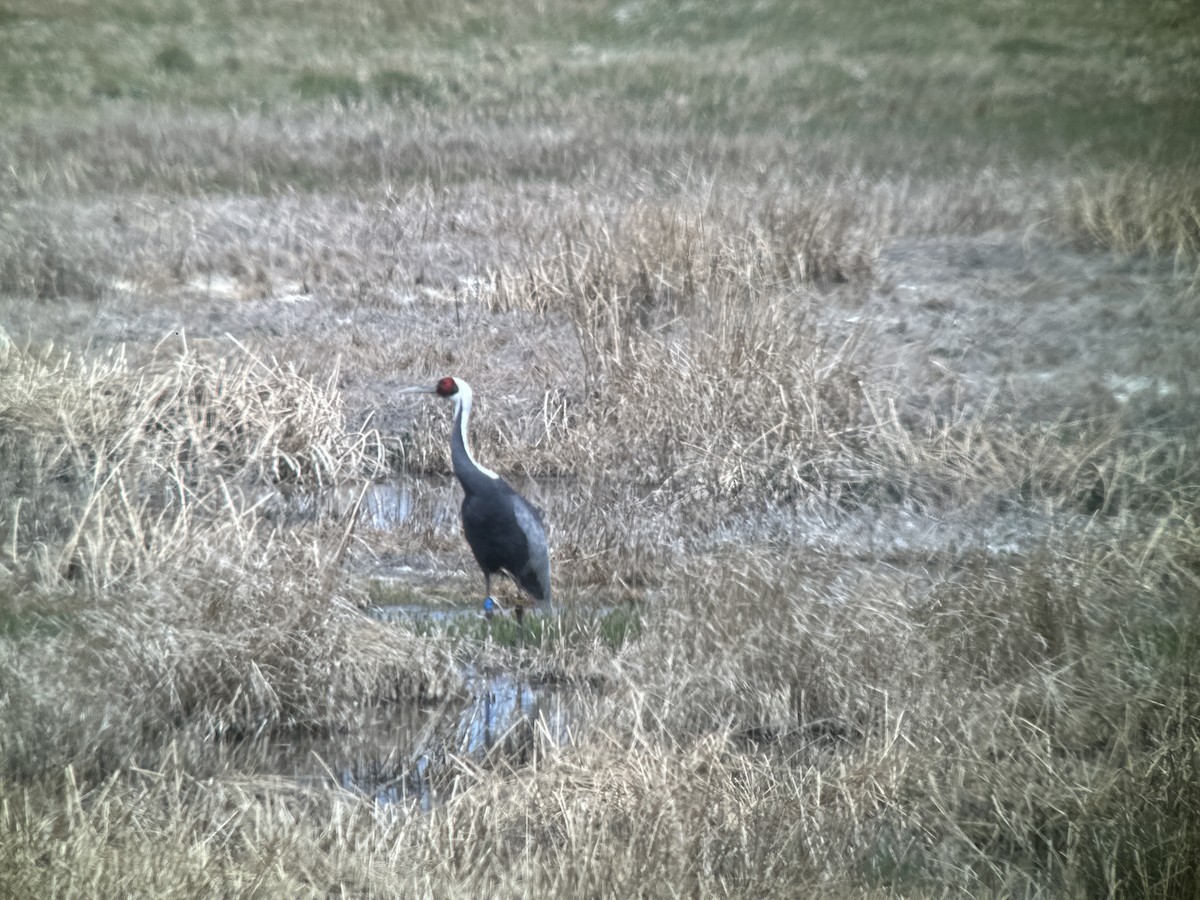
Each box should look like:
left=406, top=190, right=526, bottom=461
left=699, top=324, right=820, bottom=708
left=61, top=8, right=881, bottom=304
left=481, top=596, right=533, bottom=626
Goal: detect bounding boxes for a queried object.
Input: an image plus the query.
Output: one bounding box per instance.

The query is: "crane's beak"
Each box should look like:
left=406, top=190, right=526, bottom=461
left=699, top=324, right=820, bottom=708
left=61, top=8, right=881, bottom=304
left=398, top=385, right=437, bottom=395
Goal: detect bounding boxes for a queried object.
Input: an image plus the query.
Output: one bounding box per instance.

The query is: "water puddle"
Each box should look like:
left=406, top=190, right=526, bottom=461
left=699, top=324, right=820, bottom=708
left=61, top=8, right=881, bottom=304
left=712, top=503, right=1093, bottom=559
left=263, top=480, right=412, bottom=529
left=246, top=480, right=581, bottom=810
left=368, top=603, right=480, bottom=625
left=298, top=667, right=570, bottom=811
left=268, top=606, right=578, bottom=811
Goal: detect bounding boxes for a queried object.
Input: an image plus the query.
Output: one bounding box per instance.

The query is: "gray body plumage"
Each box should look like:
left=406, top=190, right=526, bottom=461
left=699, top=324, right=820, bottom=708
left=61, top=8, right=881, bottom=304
left=450, top=395, right=551, bottom=605
left=405, top=377, right=551, bottom=614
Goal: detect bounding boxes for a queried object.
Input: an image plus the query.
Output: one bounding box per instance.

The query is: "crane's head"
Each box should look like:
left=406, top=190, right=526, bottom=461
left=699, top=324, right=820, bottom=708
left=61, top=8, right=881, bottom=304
left=400, top=376, right=471, bottom=403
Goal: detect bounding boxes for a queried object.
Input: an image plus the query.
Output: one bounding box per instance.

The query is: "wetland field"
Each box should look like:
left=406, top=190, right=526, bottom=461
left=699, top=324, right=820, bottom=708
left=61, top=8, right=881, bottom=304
left=1, top=1, right=1199, bottom=896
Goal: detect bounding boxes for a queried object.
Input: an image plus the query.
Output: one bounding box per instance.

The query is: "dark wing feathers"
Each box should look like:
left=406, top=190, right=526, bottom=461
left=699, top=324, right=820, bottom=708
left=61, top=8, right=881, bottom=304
left=510, top=494, right=551, bottom=602
left=460, top=480, right=551, bottom=604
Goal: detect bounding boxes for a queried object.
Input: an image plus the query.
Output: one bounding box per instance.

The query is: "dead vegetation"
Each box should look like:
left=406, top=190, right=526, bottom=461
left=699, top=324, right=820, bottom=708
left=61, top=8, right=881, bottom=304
left=1058, top=167, right=1200, bottom=284
left=3, top=210, right=1197, bottom=894
left=2, top=0, right=1200, bottom=897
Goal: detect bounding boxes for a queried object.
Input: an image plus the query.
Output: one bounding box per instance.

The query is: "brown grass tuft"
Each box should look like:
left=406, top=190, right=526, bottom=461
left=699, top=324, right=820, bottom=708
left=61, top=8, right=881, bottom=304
left=1059, top=167, right=1200, bottom=284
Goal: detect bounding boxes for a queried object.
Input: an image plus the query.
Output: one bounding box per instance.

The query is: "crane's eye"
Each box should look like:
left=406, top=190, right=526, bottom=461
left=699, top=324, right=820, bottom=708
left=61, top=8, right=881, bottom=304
left=435, top=376, right=458, bottom=397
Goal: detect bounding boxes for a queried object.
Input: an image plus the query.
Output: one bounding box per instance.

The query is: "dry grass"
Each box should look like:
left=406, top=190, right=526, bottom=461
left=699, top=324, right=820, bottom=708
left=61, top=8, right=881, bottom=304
left=4, top=296, right=1198, bottom=896
left=0, top=341, right=453, bottom=790
left=0, top=338, right=386, bottom=592
left=3, top=0, right=1200, bottom=896
left=484, top=199, right=877, bottom=499
left=1058, top=168, right=1200, bottom=285
left=4, top=213, right=1198, bottom=899
left=2, top=495, right=1196, bottom=896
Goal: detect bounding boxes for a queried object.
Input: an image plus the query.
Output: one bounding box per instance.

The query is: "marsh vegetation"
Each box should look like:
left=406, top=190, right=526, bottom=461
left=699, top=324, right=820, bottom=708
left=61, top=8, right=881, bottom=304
left=1, top=0, right=1198, bottom=896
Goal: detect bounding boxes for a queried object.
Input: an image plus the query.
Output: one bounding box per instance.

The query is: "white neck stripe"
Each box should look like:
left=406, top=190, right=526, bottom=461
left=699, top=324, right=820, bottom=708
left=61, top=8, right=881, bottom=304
left=454, top=389, right=500, bottom=480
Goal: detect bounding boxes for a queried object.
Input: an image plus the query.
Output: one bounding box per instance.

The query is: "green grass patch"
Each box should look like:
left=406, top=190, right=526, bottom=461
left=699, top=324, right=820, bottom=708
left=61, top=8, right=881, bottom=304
left=292, top=70, right=362, bottom=104
left=153, top=43, right=198, bottom=74
left=371, top=69, right=441, bottom=105
left=393, top=603, right=643, bottom=651
left=0, top=606, right=66, bottom=639
left=0, top=0, right=1196, bottom=168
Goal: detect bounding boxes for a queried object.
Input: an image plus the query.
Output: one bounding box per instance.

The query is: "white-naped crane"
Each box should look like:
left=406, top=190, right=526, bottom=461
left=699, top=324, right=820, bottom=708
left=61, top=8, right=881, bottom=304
left=401, top=377, right=551, bottom=621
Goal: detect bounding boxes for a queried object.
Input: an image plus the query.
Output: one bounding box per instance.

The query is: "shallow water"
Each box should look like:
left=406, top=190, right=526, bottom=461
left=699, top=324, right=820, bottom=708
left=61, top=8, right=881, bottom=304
left=248, top=478, right=577, bottom=809
left=368, top=603, right=477, bottom=624
left=263, top=480, right=413, bottom=528
left=300, top=680, right=566, bottom=811
left=271, top=606, right=575, bottom=811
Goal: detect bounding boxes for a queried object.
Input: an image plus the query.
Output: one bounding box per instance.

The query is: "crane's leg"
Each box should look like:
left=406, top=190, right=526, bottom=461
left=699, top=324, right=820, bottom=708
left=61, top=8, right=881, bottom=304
left=482, top=574, right=496, bottom=620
